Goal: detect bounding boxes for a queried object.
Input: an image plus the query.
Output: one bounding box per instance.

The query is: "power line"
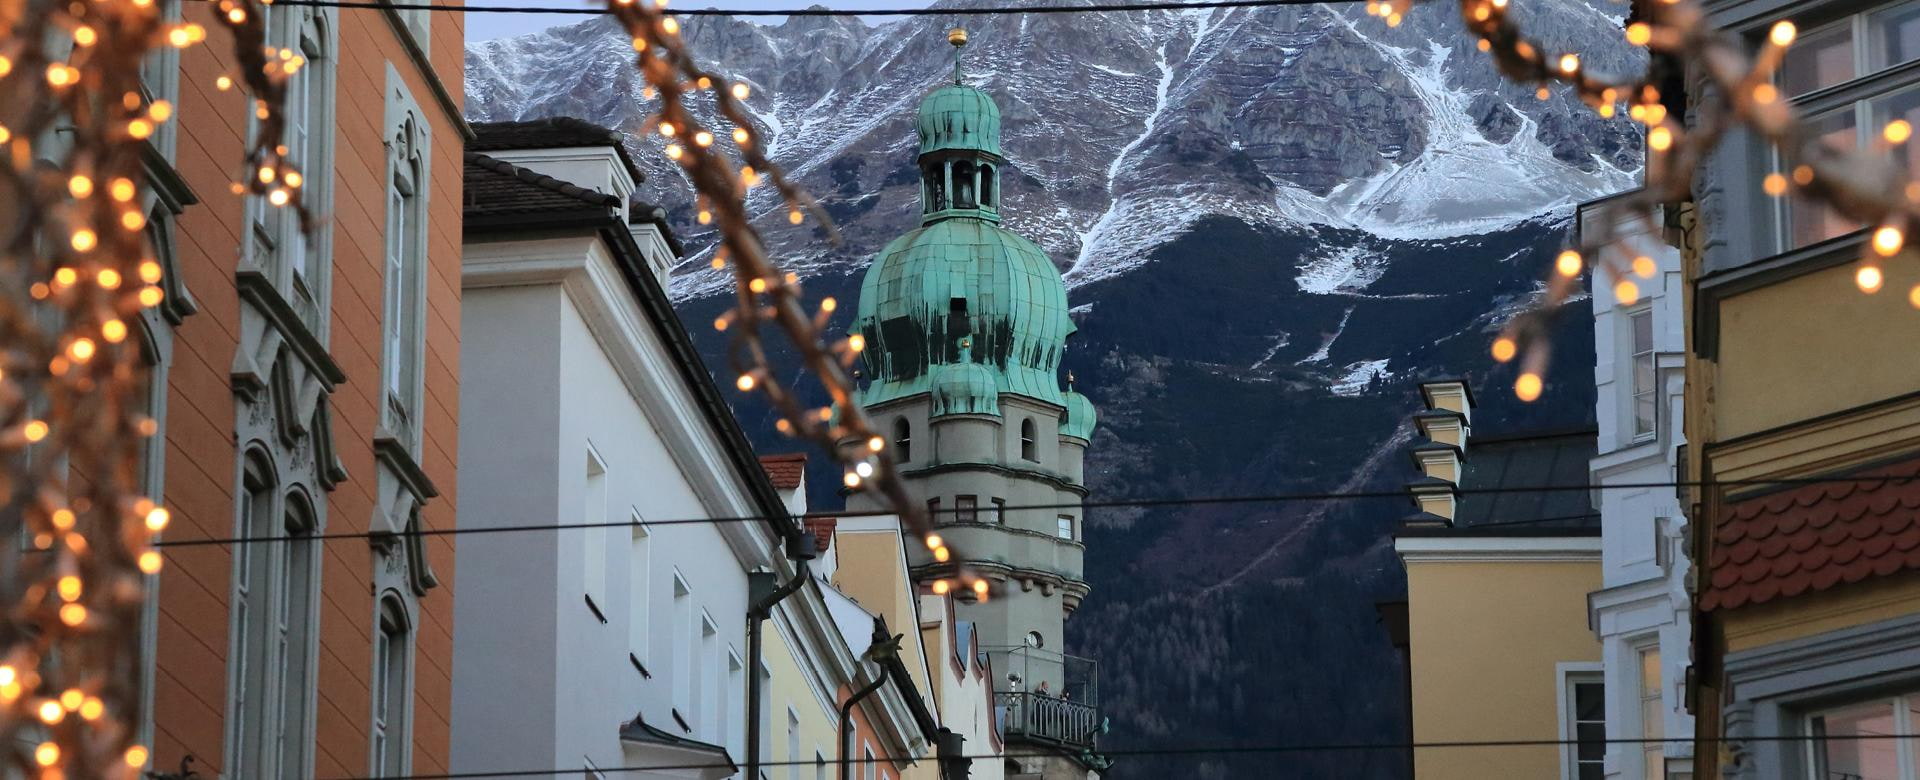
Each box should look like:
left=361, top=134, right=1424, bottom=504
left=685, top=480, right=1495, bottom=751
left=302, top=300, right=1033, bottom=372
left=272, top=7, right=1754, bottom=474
left=252, top=0, right=1354, bottom=16
left=334, top=733, right=1920, bottom=779
left=139, top=473, right=1920, bottom=549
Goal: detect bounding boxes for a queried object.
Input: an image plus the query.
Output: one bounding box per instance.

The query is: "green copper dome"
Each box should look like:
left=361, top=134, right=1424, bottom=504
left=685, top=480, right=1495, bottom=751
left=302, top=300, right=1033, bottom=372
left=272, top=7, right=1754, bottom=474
left=855, top=219, right=1073, bottom=410
left=931, top=356, right=1001, bottom=417
left=1061, top=390, right=1096, bottom=440
left=917, top=84, right=1002, bottom=157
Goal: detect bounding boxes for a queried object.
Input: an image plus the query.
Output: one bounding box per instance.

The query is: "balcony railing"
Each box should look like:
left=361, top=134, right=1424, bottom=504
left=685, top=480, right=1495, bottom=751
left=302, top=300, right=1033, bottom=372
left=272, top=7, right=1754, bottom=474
left=998, top=691, right=1099, bottom=749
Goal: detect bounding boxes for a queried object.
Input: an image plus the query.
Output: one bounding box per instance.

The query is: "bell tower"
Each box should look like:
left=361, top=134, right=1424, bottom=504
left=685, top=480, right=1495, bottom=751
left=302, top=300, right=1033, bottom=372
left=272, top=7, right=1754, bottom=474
left=848, top=29, right=1105, bottom=779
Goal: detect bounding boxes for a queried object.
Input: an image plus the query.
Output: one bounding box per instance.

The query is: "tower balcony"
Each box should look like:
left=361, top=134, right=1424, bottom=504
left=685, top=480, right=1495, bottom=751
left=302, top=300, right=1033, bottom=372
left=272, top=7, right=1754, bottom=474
left=985, top=646, right=1102, bottom=750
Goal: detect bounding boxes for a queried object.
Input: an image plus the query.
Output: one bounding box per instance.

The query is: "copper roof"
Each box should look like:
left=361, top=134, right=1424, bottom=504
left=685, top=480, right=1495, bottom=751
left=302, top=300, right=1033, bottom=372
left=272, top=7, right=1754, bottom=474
left=1702, top=455, right=1920, bottom=612
left=759, top=453, right=806, bottom=490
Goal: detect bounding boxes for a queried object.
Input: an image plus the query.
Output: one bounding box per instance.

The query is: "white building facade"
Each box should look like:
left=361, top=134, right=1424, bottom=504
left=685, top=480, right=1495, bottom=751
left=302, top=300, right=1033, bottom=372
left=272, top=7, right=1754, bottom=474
left=1580, top=193, right=1694, bottom=780
left=451, top=119, right=802, bottom=779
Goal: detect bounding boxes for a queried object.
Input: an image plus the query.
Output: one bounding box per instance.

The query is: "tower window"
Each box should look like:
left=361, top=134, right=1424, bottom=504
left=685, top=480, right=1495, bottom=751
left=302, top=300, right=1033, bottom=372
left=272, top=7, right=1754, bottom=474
left=893, top=418, right=912, bottom=463
left=954, top=159, right=977, bottom=208
left=927, top=497, right=941, bottom=521
left=956, top=495, right=978, bottom=522
left=990, top=498, right=1006, bottom=524
left=1057, top=515, right=1075, bottom=540
left=1020, top=419, right=1037, bottom=461
left=980, top=164, right=995, bottom=208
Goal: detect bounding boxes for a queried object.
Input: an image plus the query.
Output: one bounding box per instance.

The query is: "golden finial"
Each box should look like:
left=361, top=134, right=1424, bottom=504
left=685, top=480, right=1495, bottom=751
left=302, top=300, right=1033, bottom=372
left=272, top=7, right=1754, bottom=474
left=948, top=27, right=968, bottom=47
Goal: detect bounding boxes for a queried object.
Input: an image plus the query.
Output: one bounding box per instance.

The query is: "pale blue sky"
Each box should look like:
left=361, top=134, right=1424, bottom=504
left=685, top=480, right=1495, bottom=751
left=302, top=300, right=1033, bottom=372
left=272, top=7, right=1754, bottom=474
left=462, top=0, right=937, bottom=41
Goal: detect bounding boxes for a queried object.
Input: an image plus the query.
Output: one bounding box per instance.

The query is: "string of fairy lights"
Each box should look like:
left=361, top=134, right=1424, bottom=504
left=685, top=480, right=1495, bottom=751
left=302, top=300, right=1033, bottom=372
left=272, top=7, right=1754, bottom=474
left=3, top=0, right=1915, bottom=774
left=0, top=0, right=306, bottom=771
left=1401, top=0, right=1920, bottom=401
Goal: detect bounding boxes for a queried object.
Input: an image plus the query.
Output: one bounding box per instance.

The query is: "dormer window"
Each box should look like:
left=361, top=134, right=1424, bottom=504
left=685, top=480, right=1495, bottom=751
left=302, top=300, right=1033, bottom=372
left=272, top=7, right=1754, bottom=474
left=1020, top=418, right=1037, bottom=461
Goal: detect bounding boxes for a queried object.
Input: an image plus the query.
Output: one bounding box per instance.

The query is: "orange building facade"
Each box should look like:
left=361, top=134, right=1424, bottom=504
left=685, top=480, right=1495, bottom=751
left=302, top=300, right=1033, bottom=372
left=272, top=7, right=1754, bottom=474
left=140, top=1, right=465, bottom=776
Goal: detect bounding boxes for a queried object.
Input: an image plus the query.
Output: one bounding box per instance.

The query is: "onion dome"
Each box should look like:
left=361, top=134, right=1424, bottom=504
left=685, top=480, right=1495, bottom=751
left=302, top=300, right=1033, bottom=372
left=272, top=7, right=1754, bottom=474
left=931, top=340, right=1001, bottom=417
left=1061, top=390, right=1096, bottom=441
left=918, top=84, right=1002, bottom=157
left=855, top=219, right=1073, bottom=409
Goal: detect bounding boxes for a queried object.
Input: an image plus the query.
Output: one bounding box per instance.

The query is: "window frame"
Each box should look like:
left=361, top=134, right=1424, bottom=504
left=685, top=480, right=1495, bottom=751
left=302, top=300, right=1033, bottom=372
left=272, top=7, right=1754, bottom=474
left=1804, top=691, right=1920, bottom=780
left=248, top=5, right=337, bottom=337
left=893, top=418, right=912, bottom=464
left=1772, top=0, right=1920, bottom=252
left=379, top=67, right=431, bottom=454
left=1557, top=664, right=1606, bottom=780
left=1636, top=643, right=1665, bottom=779
left=1627, top=305, right=1657, bottom=442
left=629, top=514, right=652, bottom=667
left=1020, top=418, right=1037, bottom=462
left=369, top=593, right=414, bottom=777
left=955, top=495, right=978, bottom=523
left=583, top=447, right=609, bottom=614
left=225, top=450, right=322, bottom=778
left=1057, top=514, right=1075, bottom=541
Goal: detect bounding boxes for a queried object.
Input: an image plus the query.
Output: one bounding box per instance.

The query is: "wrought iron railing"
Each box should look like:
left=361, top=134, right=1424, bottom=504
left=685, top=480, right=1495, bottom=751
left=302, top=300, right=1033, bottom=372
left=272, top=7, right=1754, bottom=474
left=997, top=691, right=1099, bottom=749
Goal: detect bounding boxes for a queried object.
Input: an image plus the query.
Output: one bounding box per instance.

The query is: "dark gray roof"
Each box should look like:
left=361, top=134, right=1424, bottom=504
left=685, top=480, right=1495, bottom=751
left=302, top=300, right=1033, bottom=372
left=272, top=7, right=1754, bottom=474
left=470, top=116, right=646, bottom=186
left=1426, top=427, right=1599, bottom=535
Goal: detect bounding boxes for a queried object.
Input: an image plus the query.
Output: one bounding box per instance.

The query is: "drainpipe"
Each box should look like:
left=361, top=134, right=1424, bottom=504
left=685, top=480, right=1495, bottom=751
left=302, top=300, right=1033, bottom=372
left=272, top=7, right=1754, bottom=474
left=840, top=619, right=903, bottom=780
left=747, top=532, right=816, bottom=780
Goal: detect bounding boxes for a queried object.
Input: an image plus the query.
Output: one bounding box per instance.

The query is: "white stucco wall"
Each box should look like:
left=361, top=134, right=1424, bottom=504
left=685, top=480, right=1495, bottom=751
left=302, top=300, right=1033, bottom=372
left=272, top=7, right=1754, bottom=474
left=1585, top=200, right=1695, bottom=779
left=453, top=233, right=781, bottom=778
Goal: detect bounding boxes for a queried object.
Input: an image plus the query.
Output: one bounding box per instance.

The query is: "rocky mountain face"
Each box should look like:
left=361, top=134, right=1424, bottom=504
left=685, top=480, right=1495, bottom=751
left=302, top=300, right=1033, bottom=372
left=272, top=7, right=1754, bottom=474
left=467, top=4, right=1638, bottom=777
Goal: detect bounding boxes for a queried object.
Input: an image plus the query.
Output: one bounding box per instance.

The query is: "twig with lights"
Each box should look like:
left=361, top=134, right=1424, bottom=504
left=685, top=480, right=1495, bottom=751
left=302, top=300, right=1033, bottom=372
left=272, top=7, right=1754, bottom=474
left=0, top=0, right=300, bottom=774
left=600, top=0, right=981, bottom=598
left=1366, top=0, right=1920, bottom=401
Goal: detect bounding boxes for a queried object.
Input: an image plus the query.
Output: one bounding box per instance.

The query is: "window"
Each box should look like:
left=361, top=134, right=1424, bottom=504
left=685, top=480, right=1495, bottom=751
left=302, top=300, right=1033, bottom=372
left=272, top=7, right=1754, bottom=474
left=629, top=517, right=651, bottom=664
left=1776, top=1, right=1920, bottom=249
left=893, top=418, right=911, bottom=463
left=697, top=615, right=719, bottom=739
left=816, top=751, right=828, bottom=780
left=380, top=85, right=429, bottom=449
left=1639, top=647, right=1664, bottom=779
left=788, top=710, right=802, bottom=780
left=583, top=450, right=608, bottom=612
left=956, top=495, right=978, bottom=523
left=250, top=7, right=334, bottom=332
left=1057, top=515, right=1075, bottom=540
left=370, top=596, right=412, bottom=776
left=1562, top=673, right=1605, bottom=780
left=1629, top=307, right=1656, bottom=440
left=672, top=575, right=693, bottom=721
left=226, top=454, right=319, bottom=777
left=1020, top=418, right=1037, bottom=461
left=725, top=651, right=744, bottom=757
left=927, top=497, right=941, bottom=522
left=585, top=759, right=606, bottom=779
left=1807, top=692, right=1920, bottom=780
left=864, top=746, right=877, bottom=780
left=990, top=498, right=1006, bottom=524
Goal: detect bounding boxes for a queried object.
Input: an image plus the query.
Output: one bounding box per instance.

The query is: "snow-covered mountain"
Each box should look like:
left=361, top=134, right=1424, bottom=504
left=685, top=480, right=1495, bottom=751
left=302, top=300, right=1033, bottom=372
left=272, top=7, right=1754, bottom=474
left=466, top=5, right=1638, bottom=776
left=465, top=0, right=1640, bottom=294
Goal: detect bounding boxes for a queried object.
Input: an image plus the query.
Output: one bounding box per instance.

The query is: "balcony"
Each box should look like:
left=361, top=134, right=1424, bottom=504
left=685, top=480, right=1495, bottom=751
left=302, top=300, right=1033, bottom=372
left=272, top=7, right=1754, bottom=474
left=985, top=646, right=1101, bottom=750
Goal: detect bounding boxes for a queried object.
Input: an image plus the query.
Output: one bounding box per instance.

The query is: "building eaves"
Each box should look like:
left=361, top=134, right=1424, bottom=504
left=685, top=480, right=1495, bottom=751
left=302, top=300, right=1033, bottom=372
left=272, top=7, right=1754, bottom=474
left=470, top=116, right=647, bottom=186
left=462, top=150, right=620, bottom=230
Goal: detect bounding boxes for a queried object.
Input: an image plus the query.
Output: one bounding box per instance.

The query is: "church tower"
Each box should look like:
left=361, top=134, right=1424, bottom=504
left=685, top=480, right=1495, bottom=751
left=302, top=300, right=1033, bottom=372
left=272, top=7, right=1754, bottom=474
left=849, top=28, right=1104, bottom=777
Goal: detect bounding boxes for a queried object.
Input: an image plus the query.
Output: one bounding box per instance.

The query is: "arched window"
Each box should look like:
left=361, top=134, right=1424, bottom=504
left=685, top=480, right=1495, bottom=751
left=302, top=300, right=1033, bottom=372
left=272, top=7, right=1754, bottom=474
left=228, top=451, right=320, bottom=776
left=980, top=164, right=996, bottom=209
left=1020, top=418, right=1037, bottom=462
left=893, top=418, right=912, bottom=463
left=370, top=594, right=414, bottom=776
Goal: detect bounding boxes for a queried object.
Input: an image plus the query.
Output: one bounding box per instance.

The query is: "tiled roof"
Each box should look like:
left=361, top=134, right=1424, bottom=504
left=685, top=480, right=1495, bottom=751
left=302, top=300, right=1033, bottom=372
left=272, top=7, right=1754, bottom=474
left=463, top=151, right=619, bottom=221
left=1450, top=428, right=1599, bottom=532
left=759, top=453, right=806, bottom=490
left=470, top=116, right=646, bottom=185
left=1702, top=455, right=1920, bottom=612
left=804, top=517, right=835, bottom=554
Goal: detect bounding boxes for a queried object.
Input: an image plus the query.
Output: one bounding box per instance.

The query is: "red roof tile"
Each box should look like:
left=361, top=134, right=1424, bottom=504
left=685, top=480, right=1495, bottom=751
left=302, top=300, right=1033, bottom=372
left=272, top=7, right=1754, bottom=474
left=1702, top=456, right=1920, bottom=612
left=759, top=453, right=806, bottom=490
left=804, top=517, right=836, bottom=554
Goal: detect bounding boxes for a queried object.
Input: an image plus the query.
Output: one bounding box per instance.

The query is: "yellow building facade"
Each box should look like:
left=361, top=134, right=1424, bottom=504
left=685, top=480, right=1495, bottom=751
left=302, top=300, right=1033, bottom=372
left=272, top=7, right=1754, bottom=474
left=1394, top=381, right=1606, bottom=779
